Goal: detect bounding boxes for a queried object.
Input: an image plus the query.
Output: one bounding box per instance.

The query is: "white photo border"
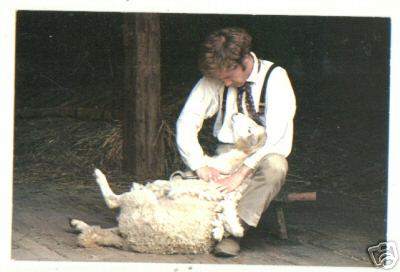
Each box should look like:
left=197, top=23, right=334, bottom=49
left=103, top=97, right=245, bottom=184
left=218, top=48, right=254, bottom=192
left=1, top=1, right=399, bottom=272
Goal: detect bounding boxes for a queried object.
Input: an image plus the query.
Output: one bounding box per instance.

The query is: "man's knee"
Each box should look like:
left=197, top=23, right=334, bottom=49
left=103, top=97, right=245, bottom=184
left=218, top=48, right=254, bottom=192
left=259, top=153, right=288, bottom=172
left=254, top=154, right=288, bottom=184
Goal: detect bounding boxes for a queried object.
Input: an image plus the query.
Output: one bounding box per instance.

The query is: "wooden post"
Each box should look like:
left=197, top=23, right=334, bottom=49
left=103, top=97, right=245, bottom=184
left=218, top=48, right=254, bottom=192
left=122, top=13, right=165, bottom=179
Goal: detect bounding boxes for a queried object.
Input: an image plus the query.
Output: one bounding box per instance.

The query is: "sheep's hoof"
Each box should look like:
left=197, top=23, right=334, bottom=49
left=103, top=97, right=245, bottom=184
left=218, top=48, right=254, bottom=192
left=68, top=217, right=77, bottom=228
left=69, top=218, right=89, bottom=232
left=93, top=168, right=103, bottom=178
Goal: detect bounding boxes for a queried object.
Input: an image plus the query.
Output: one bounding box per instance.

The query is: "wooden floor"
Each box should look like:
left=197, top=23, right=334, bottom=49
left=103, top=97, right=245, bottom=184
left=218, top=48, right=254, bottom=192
left=11, top=180, right=386, bottom=268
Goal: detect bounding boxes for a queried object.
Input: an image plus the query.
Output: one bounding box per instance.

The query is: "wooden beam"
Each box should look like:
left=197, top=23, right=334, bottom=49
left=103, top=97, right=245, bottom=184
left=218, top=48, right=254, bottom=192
left=122, top=13, right=165, bottom=179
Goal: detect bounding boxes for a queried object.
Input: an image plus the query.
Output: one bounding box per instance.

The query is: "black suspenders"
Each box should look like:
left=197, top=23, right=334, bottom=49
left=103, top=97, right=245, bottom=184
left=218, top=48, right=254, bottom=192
left=259, top=63, right=278, bottom=110
left=220, top=63, right=279, bottom=126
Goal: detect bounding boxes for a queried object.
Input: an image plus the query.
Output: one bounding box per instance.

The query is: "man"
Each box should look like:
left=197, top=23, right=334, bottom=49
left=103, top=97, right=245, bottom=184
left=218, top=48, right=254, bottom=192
left=176, top=27, right=296, bottom=257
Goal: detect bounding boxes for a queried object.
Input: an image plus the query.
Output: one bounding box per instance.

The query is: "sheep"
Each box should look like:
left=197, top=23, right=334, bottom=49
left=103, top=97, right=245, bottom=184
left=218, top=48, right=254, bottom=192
left=204, top=112, right=266, bottom=174
left=70, top=113, right=267, bottom=254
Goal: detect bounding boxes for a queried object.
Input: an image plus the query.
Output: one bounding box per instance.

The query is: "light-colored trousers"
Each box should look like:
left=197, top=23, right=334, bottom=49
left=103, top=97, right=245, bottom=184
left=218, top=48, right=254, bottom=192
left=237, top=153, right=288, bottom=227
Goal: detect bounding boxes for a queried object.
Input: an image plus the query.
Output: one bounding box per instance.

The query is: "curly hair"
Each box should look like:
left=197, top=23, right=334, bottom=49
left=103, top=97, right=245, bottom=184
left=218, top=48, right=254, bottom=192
left=198, top=27, right=252, bottom=78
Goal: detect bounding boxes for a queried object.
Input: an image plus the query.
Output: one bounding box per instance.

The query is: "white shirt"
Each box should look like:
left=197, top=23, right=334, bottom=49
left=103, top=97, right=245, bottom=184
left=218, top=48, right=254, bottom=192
left=176, top=52, right=296, bottom=171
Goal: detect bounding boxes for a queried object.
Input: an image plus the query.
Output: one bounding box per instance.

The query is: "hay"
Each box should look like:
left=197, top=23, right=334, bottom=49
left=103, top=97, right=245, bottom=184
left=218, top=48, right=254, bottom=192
left=13, top=117, right=129, bottom=185
left=13, top=114, right=187, bottom=186
left=101, top=125, right=123, bottom=164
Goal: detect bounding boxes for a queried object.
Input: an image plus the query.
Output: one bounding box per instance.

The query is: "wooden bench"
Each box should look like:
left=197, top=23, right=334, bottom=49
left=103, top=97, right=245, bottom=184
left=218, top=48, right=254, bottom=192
left=271, top=191, right=317, bottom=239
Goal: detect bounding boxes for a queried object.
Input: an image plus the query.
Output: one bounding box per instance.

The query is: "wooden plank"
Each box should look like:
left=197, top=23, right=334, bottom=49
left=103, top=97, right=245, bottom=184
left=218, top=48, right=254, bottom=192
left=12, top=231, right=68, bottom=261
left=287, top=225, right=373, bottom=264
left=122, top=13, right=165, bottom=179
left=236, top=231, right=367, bottom=266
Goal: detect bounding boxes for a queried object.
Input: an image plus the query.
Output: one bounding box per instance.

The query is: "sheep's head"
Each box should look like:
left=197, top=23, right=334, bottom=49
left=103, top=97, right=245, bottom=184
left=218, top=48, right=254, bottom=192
left=231, top=113, right=267, bottom=154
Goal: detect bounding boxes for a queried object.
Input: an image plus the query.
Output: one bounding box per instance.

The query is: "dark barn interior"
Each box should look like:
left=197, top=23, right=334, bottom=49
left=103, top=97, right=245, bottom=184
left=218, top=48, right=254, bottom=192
left=12, top=11, right=389, bottom=266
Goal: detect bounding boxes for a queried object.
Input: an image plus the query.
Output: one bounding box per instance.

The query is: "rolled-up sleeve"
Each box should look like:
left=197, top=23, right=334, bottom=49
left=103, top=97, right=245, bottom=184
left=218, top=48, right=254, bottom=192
left=176, top=77, right=221, bottom=170
left=244, top=67, right=296, bottom=168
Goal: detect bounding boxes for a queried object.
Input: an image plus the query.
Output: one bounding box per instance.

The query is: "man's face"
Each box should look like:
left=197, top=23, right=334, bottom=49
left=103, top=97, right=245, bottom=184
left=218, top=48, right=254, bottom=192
left=215, top=66, right=248, bottom=88
left=214, top=54, right=254, bottom=88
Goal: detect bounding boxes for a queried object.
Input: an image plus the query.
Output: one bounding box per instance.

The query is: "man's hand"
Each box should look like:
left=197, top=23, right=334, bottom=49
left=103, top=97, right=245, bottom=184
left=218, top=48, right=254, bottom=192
left=214, top=173, right=244, bottom=193
left=214, top=165, right=253, bottom=193
left=196, top=166, right=222, bottom=182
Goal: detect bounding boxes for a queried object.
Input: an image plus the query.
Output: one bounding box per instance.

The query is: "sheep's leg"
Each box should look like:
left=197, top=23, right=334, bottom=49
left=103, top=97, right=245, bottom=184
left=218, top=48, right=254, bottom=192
left=69, top=218, right=91, bottom=232
left=212, top=214, right=225, bottom=241
left=220, top=200, right=244, bottom=237
left=94, top=169, right=121, bottom=208
left=70, top=219, right=126, bottom=249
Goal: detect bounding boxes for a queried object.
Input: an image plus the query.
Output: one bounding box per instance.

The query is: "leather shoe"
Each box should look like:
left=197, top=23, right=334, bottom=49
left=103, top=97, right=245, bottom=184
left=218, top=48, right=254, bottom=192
left=213, top=237, right=240, bottom=257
